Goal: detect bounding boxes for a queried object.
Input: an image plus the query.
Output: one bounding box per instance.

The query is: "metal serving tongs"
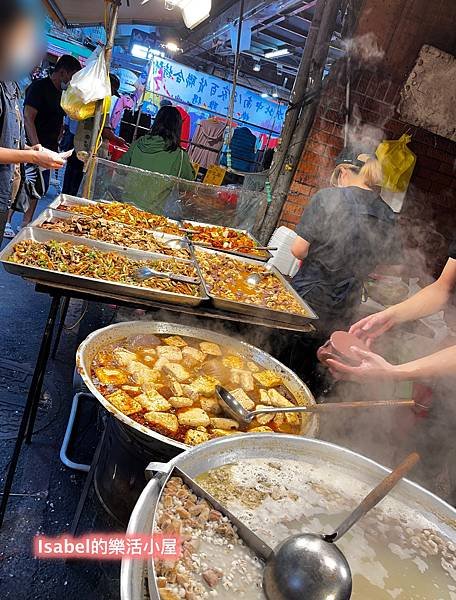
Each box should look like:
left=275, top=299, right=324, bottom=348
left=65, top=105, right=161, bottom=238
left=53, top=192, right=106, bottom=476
left=134, top=266, right=200, bottom=285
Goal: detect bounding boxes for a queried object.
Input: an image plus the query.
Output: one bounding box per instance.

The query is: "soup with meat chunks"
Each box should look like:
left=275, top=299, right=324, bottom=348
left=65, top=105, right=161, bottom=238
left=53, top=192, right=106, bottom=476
left=91, top=334, right=311, bottom=445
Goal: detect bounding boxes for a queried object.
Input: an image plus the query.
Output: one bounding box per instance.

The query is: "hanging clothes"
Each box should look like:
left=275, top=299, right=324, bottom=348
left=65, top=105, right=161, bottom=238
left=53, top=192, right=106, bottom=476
left=221, top=126, right=257, bottom=172
left=188, top=118, right=226, bottom=169
left=175, top=106, right=191, bottom=150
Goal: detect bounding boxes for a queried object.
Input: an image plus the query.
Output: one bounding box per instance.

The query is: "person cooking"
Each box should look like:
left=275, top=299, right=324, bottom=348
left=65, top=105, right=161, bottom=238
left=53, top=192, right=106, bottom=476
left=291, top=150, right=400, bottom=332
left=326, top=242, right=456, bottom=381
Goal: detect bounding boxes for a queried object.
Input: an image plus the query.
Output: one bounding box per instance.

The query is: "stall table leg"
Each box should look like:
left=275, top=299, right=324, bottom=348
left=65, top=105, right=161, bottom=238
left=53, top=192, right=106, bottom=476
left=51, top=296, right=71, bottom=360
left=0, top=294, right=61, bottom=528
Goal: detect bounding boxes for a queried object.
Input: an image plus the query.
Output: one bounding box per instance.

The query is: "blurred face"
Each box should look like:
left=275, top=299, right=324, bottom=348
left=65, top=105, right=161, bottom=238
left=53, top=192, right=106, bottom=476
left=0, top=15, right=42, bottom=81
left=334, top=165, right=357, bottom=188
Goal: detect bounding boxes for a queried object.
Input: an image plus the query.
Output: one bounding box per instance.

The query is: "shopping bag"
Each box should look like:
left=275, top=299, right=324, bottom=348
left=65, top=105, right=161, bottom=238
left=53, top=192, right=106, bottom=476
left=376, top=134, right=416, bottom=193
left=61, top=88, right=111, bottom=121
left=69, top=47, right=110, bottom=103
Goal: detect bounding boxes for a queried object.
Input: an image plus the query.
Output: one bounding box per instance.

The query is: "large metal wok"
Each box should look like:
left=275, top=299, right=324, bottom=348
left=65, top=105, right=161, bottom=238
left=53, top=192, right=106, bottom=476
left=121, top=434, right=456, bottom=600
left=77, top=322, right=318, bottom=523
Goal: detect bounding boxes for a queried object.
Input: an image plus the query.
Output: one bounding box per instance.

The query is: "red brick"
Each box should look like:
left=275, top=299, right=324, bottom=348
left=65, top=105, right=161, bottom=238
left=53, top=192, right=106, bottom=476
left=439, top=161, right=456, bottom=176
left=319, top=119, right=335, bottom=134
left=325, top=145, right=341, bottom=159
left=297, top=161, right=317, bottom=176
left=356, top=72, right=371, bottom=95
left=280, top=211, right=301, bottom=225
left=313, top=130, right=333, bottom=145
left=324, top=109, right=345, bottom=125
left=384, top=119, right=408, bottom=136
left=366, top=75, right=379, bottom=98
left=411, top=176, right=432, bottom=191
left=376, top=80, right=390, bottom=102
left=307, top=140, right=327, bottom=156
left=290, top=181, right=312, bottom=196
left=350, top=91, right=365, bottom=108
left=417, top=156, right=443, bottom=171
left=414, top=129, right=436, bottom=146
left=384, top=83, right=401, bottom=105
left=429, top=171, right=453, bottom=187
left=332, top=125, right=345, bottom=141
left=426, top=146, right=455, bottom=166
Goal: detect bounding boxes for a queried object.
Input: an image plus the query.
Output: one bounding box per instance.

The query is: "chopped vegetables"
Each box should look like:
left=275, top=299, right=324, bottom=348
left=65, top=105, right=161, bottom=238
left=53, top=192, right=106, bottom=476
left=183, top=222, right=268, bottom=257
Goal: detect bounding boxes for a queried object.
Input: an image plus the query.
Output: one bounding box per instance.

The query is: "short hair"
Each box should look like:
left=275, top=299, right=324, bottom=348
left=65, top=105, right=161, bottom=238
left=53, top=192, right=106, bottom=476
left=150, top=106, right=182, bottom=152
left=160, top=98, right=173, bottom=107
left=54, top=55, right=82, bottom=74
left=330, top=154, right=383, bottom=188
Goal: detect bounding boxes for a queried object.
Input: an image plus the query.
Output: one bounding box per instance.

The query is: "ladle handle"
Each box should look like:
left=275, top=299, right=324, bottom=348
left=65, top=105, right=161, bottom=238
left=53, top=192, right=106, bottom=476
left=326, top=452, right=420, bottom=543
left=250, top=400, right=415, bottom=418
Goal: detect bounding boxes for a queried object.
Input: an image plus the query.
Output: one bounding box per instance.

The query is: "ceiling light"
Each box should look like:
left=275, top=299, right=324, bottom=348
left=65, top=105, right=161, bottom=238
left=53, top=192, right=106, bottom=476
left=142, top=0, right=211, bottom=29
left=165, top=42, right=180, bottom=53
left=265, top=48, right=290, bottom=59
left=131, top=44, right=164, bottom=60
left=253, top=61, right=261, bottom=72
left=261, top=92, right=269, bottom=98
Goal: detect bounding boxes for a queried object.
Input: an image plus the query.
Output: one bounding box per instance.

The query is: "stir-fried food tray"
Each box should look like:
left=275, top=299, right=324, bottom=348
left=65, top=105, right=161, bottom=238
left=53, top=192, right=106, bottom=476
left=50, top=195, right=181, bottom=235
left=195, top=248, right=318, bottom=324
left=0, top=228, right=206, bottom=306
left=182, top=220, right=272, bottom=261
left=33, top=209, right=191, bottom=259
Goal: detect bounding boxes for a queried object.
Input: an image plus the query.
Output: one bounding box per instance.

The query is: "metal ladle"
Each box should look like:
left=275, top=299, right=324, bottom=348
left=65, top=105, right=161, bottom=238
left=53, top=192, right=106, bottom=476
left=262, top=452, right=420, bottom=600
left=215, top=386, right=415, bottom=426
left=245, top=266, right=273, bottom=287
left=134, top=266, right=199, bottom=285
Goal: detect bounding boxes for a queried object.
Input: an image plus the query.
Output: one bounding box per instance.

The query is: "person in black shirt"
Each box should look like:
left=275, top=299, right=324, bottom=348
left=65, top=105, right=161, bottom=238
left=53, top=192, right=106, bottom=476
left=22, top=54, right=81, bottom=225
left=291, top=150, right=399, bottom=331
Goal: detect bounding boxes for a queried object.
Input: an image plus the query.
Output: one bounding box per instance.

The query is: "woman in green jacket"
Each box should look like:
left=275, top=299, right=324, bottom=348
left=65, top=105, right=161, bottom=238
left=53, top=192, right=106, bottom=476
left=118, top=106, right=195, bottom=215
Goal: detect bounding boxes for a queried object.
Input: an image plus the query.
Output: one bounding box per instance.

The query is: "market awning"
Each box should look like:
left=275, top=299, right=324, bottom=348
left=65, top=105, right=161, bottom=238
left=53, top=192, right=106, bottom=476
left=43, top=0, right=184, bottom=27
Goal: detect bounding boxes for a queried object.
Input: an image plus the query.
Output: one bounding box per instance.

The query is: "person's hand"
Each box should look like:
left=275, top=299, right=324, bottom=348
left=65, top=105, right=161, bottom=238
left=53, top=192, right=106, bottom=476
left=326, top=347, right=398, bottom=382
left=29, top=144, right=43, bottom=152
left=349, top=307, right=398, bottom=348
left=30, top=147, right=66, bottom=170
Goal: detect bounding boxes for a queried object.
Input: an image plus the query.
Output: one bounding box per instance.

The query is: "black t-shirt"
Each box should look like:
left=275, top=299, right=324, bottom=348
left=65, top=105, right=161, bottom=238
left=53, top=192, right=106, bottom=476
left=295, top=186, right=399, bottom=282
left=24, top=77, right=64, bottom=151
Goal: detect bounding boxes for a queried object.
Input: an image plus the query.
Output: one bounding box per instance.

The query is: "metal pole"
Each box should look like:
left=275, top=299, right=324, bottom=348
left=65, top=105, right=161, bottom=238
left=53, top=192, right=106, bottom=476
left=260, top=0, right=341, bottom=243
left=269, top=0, right=328, bottom=190
left=225, top=0, right=245, bottom=170
left=82, top=0, right=120, bottom=198
left=133, top=52, right=154, bottom=142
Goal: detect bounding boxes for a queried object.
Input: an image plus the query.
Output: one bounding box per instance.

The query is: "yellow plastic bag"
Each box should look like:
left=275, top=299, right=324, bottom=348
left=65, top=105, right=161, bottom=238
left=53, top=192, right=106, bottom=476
left=61, top=87, right=111, bottom=121
left=376, top=134, right=416, bottom=193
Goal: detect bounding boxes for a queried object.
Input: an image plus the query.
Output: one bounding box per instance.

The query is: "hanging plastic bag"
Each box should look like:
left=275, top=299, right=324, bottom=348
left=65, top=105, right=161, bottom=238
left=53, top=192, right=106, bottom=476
left=61, top=88, right=111, bottom=121
left=376, top=134, right=416, bottom=193
left=68, top=47, right=110, bottom=104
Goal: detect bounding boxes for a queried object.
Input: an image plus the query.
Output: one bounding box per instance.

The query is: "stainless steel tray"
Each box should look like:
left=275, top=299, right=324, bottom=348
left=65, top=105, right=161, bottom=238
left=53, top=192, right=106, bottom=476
left=194, top=247, right=318, bottom=325
left=48, top=194, right=105, bottom=210
left=182, top=219, right=272, bottom=262
left=0, top=228, right=207, bottom=307
left=31, top=209, right=192, bottom=259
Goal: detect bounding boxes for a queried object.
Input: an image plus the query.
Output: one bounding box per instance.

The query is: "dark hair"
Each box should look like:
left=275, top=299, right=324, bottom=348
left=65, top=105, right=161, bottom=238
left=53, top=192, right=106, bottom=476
left=150, top=106, right=182, bottom=152
left=110, top=74, right=121, bottom=96
left=54, top=54, right=82, bottom=74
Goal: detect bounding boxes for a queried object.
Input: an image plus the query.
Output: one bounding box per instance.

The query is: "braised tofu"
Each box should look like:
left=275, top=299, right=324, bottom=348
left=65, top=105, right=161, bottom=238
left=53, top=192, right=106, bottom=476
left=168, top=396, right=193, bottom=408
left=254, top=370, right=283, bottom=388
left=248, top=425, right=274, bottom=433
left=209, top=417, right=239, bottom=430
left=230, top=369, right=254, bottom=392
left=114, top=349, right=162, bottom=385
left=178, top=408, right=210, bottom=428
left=95, top=367, right=129, bottom=386
left=200, top=397, right=222, bottom=416
left=170, top=381, right=184, bottom=396
left=121, top=385, right=142, bottom=397
left=144, top=412, right=179, bottom=435
left=222, top=355, right=244, bottom=369
left=181, top=384, right=199, bottom=401
left=255, top=405, right=274, bottom=425
left=163, top=363, right=191, bottom=383
left=253, top=370, right=282, bottom=388
left=189, top=375, right=219, bottom=397
left=259, top=389, right=273, bottom=406
left=285, top=412, right=301, bottom=427
left=154, top=357, right=170, bottom=372
left=273, top=413, right=285, bottom=427
left=163, top=336, right=187, bottom=347
left=156, top=346, right=183, bottom=362
left=107, top=390, right=142, bottom=415
left=268, top=388, right=294, bottom=408
left=159, top=590, right=180, bottom=600
left=246, top=361, right=260, bottom=373
left=113, top=348, right=138, bottom=368
left=211, top=428, right=238, bottom=438
left=136, top=390, right=171, bottom=412
left=230, top=388, right=255, bottom=411
left=199, top=342, right=222, bottom=356
left=184, top=429, right=210, bottom=446
left=182, top=346, right=206, bottom=365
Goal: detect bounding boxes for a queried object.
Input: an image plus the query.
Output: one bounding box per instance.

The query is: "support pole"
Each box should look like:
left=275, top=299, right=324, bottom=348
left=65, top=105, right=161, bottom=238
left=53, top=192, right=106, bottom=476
left=82, top=0, right=120, bottom=198
left=260, top=0, right=341, bottom=243
left=268, top=0, right=327, bottom=190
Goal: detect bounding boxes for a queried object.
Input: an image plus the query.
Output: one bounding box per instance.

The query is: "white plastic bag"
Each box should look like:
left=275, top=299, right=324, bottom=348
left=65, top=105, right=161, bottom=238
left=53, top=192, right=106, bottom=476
left=69, top=47, right=110, bottom=104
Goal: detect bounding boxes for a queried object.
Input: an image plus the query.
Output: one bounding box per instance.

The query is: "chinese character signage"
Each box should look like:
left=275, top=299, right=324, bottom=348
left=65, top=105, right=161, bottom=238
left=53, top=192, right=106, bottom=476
left=146, top=57, right=284, bottom=134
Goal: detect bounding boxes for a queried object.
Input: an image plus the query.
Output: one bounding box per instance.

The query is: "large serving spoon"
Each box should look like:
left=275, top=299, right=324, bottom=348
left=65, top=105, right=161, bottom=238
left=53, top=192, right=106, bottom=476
left=134, top=266, right=200, bottom=285
left=216, top=386, right=415, bottom=426
left=263, top=452, right=420, bottom=599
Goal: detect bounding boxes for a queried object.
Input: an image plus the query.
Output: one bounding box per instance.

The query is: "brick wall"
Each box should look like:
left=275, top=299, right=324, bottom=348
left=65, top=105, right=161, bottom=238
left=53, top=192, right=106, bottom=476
left=280, top=67, right=456, bottom=277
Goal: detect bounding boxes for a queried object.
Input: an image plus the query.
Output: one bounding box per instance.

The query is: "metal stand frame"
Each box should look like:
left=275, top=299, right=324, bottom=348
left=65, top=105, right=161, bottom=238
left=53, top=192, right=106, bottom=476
left=0, top=293, right=62, bottom=527
left=60, top=392, right=95, bottom=473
